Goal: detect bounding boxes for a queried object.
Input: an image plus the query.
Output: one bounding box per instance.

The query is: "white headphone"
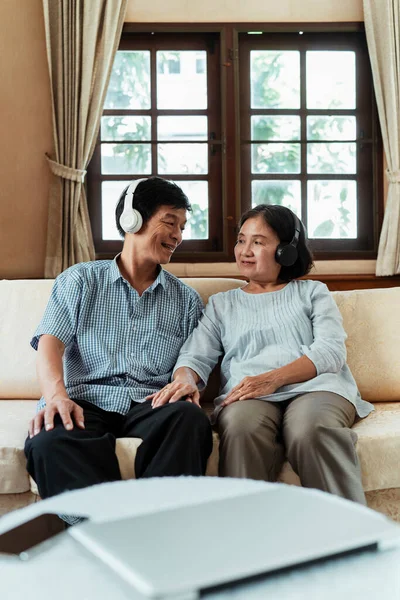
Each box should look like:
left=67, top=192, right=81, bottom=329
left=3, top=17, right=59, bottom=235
left=119, top=178, right=147, bottom=234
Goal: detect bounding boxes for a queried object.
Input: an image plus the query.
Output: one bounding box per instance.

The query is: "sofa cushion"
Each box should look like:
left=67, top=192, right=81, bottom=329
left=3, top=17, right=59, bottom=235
left=352, top=402, right=400, bottom=492
left=332, top=287, right=400, bottom=402
left=0, top=401, right=35, bottom=493
left=0, top=280, right=54, bottom=399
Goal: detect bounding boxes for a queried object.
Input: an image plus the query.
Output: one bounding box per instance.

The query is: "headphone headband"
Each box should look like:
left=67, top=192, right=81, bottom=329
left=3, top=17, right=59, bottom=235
left=290, top=212, right=302, bottom=249
left=123, top=178, right=146, bottom=215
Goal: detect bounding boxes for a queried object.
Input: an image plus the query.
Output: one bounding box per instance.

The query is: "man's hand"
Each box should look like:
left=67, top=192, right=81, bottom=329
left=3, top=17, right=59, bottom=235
left=221, top=372, right=281, bottom=407
left=147, top=376, right=200, bottom=409
left=28, top=396, right=85, bottom=437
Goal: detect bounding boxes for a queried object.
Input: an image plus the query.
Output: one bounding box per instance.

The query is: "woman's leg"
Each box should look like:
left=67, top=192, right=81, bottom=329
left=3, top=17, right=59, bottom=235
left=216, top=400, right=285, bottom=481
left=282, top=392, right=366, bottom=504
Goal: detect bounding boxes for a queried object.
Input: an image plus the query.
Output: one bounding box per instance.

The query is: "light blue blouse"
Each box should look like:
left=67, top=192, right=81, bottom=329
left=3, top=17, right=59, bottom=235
left=173, top=279, right=374, bottom=421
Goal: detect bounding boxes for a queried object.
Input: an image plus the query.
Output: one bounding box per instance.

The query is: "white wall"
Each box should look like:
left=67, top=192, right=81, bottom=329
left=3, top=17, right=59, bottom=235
left=126, top=0, right=363, bottom=23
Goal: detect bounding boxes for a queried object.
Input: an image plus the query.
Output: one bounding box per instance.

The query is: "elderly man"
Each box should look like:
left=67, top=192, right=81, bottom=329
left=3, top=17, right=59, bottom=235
left=25, top=177, right=212, bottom=520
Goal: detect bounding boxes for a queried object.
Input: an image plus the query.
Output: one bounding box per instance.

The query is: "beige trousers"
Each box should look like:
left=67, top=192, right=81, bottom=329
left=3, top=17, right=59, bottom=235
left=216, top=392, right=366, bottom=504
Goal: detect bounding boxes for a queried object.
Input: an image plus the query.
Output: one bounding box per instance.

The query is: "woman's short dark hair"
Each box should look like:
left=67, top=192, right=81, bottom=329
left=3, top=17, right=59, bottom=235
left=115, top=176, right=191, bottom=238
left=238, top=204, right=314, bottom=282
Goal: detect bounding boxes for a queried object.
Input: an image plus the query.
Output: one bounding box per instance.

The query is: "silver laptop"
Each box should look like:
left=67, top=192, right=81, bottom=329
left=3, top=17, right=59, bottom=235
left=69, top=485, right=400, bottom=600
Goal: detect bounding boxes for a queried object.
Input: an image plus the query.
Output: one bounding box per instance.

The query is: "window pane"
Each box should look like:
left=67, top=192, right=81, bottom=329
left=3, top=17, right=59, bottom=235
left=157, top=51, right=181, bottom=74
left=306, top=51, right=356, bottom=109
left=307, top=180, right=357, bottom=238
left=252, top=180, right=301, bottom=215
left=102, top=181, right=126, bottom=240
left=101, top=117, right=151, bottom=141
left=251, top=116, right=300, bottom=141
left=173, top=180, right=209, bottom=240
left=157, top=51, right=207, bottom=109
left=307, top=142, right=356, bottom=174
left=252, top=143, right=300, bottom=174
left=158, top=144, right=208, bottom=174
left=251, top=51, right=300, bottom=109
left=101, top=144, right=151, bottom=175
left=105, top=51, right=150, bottom=110
left=158, top=116, right=208, bottom=141
left=307, top=116, right=356, bottom=141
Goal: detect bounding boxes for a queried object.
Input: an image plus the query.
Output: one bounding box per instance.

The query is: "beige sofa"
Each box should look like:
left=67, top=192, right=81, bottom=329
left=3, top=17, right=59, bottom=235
left=1, top=278, right=400, bottom=521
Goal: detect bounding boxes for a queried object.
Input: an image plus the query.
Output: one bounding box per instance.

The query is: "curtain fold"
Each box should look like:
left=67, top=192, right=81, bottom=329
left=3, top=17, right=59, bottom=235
left=363, top=0, right=400, bottom=275
left=42, top=0, right=128, bottom=277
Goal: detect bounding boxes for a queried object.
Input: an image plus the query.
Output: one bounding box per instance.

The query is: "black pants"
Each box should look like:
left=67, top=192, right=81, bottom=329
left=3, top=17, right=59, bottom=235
left=24, top=399, right=213, bottom=500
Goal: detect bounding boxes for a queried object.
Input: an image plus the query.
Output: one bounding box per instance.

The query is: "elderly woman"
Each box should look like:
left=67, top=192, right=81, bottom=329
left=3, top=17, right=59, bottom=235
left=149, top=204, right=374, bottom=503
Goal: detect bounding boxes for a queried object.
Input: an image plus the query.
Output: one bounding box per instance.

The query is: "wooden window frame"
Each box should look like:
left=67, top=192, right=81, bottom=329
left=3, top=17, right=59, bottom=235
left=239, top=29, right=383, bottom=258
left=87, top=23, right=383, bottom=262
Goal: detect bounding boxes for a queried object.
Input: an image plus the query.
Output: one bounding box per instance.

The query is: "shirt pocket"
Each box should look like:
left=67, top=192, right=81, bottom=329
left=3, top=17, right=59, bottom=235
left=142, top=328, right=184, bottom=377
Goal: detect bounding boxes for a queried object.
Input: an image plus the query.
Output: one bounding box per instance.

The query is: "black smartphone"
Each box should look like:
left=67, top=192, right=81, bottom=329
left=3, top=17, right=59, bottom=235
left=0, top=512, right=88, bottom=558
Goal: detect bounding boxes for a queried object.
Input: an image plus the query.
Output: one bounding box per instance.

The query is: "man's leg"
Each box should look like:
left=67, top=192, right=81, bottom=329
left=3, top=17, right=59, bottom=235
left=216, top=400, right=285, bottom=480
left=121, top=400, right=213, bottom=478
left=283, top=392, right=366, bottom=504
left=24, top=399, right=122, bottom=499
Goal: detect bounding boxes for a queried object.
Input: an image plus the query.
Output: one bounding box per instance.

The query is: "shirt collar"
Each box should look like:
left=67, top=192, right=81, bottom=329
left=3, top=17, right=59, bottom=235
left=109, top=255, right=123, bottom=284
left=109, top=254, right=167, bottom=291
left=151, top=267, right=167, bottom=291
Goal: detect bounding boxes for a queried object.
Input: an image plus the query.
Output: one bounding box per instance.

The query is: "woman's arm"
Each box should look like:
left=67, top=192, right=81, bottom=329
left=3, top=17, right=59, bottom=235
left=173, top=296, right=223, bottom=385
left=149, top=296, right=224, bottom=407
left=273, top=354, right=317, bottom=387
left=301, top=282, right=347, bottom=375
left=222, top=355, right=317, bottom=406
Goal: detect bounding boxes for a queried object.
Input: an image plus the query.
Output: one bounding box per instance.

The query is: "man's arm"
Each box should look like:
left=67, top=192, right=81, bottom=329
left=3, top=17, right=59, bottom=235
left=37, top=334, right=68, bottom=403
left=149, top=296, right=223, bottom=408
left=29, top=335, right=85, bottom=437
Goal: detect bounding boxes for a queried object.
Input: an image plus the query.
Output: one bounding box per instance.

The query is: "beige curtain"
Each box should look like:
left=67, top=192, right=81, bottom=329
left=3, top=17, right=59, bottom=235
left=42, top=0, right=128, bottom=277
left=363, top=0, right=400, bottom=275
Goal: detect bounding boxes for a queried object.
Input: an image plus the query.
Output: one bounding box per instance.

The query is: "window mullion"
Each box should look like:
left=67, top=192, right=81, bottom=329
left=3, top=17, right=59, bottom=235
left=300, top=48, right=308, bottom=228
left=151, top=47, right=157, bottom=175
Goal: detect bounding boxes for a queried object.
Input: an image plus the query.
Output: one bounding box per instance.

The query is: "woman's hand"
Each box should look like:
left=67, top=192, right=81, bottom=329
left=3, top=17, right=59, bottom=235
left=147, top=369, right=200, bottom=408
left=221, top=372, right=281, bottom=407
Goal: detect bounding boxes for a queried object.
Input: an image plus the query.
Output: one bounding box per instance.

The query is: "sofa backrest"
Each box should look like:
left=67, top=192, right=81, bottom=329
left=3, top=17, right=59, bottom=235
left=0, top=280, right=54, bottom=399
left=332, top=287, right=400, bottom=401
left=0, top=278, right=399, bottom=402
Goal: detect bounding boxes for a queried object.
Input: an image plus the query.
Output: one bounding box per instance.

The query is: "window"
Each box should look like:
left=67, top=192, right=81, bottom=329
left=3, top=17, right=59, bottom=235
left=87, top=26, right=382, bottom=261
left=239, top=32, right=382, bottom=256
left=88, top=32, right=222, bottom=257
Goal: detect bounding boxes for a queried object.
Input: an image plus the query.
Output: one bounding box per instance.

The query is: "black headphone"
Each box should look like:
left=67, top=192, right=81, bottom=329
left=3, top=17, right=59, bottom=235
left=275, top=212, right=302, bottom=267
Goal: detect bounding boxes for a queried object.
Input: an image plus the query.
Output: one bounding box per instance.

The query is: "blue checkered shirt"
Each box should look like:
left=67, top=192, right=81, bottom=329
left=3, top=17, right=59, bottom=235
left=31, top=258, right=203, bottom=415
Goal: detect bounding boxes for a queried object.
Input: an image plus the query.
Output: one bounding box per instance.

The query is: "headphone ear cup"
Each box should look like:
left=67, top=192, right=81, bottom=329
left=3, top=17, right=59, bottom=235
left=275, top=243, right=298, bottom=267
left=120, top=178, right=146, bottom=234
left=120, top=209, right=143, bottom=234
